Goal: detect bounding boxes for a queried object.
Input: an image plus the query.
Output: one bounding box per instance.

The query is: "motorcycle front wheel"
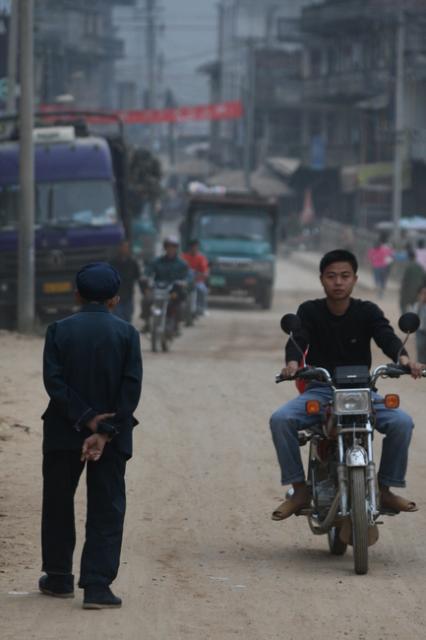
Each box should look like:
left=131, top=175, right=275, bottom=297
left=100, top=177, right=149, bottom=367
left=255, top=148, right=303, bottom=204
left=350, top=467, right=369, bottom=575
left=161, top=335, right=169, bottom=352
left=327, top=526, right=347, bottom=556
left=151, top=317, right=160, bottom=353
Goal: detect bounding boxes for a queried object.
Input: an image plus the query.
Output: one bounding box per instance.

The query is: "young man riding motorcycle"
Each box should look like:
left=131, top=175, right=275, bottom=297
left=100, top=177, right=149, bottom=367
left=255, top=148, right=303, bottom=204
left=270, top=249, right=423, bottom=521
left=140, top=235, right=189, bottom=333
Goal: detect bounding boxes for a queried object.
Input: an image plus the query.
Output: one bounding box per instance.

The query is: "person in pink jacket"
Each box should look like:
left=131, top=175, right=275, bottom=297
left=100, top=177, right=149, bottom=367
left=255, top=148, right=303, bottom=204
left=367, top=235, right=394, bottom=297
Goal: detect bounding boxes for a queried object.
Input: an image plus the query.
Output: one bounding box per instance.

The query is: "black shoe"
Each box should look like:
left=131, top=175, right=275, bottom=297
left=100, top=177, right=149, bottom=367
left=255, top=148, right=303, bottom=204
left=39, top=574, right=74, bottom=598
left=83, top=586, right=122, bottom=609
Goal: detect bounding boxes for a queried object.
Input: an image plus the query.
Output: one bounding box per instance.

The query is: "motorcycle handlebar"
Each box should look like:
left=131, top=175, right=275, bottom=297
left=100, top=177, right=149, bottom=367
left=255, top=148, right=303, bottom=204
left=275, top=364, right=426, bottom=385
left=275, top=366, right=332, bottom=384
left=371, top=363, right=426, bottom=385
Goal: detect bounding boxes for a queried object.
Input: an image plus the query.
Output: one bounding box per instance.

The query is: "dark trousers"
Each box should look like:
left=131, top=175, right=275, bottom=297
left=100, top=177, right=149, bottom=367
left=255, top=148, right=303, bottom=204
left=114, top=298, right=134, bottom=323
left=41, top=446, right=126, bottom=588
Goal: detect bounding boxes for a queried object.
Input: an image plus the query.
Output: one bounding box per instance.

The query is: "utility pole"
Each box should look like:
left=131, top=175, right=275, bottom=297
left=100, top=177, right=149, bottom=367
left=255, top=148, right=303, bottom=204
left=6, top=0, right=18, bottom=113
left=146, top=0, right=156, bottom=147
left=146, top=0, right=156, bottom=109
left=212, top=0, right=225, bottom=167
left=165, top=88, right=176, bottom=166
left=392, top=7, right=405, bottom=245
left=18, top=0, right=35, bottom=333
left=243, top=39, right=255, bottom=191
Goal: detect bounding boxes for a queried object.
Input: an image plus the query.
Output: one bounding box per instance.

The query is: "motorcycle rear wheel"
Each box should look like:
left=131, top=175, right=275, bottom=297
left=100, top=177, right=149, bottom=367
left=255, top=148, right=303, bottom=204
left=350, top=467, right=369, bottom=575
left=327, top=526, right=347, bottom=556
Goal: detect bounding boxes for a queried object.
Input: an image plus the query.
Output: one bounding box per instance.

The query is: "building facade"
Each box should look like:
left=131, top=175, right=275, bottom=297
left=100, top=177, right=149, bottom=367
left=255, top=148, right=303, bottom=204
left=34, top=0, right=134, bottom=110
left=201, top=0, right=320, bottom=168
left=300, top=0, right=426, bottom=225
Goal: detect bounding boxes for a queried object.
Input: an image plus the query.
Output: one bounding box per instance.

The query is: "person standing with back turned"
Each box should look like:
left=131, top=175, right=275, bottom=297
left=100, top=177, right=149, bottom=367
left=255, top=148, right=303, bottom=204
left=39, top=262, right=143, bottom=609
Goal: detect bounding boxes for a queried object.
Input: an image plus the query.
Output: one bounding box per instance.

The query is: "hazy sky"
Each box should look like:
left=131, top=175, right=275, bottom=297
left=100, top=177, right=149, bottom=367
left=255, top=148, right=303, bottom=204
left=161, top=0, right=217, bottom=105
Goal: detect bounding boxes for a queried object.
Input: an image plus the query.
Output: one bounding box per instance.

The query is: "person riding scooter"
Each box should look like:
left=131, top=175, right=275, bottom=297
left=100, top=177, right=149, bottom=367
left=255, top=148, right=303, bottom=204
left=270, top=249, right=423, bottom=522
left=182, top=239, right=209, bottom=316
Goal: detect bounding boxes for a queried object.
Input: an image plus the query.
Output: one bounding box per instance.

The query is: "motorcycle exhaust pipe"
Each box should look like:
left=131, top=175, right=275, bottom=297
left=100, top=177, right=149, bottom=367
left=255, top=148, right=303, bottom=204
left=309, top=491, right=341, bottom=534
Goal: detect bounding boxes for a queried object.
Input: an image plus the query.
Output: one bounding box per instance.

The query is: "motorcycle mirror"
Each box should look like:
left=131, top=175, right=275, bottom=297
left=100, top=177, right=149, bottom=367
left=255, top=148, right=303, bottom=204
left=398, top=312, right=420, bottom=334
left=280, top=313, right=301, bottom=335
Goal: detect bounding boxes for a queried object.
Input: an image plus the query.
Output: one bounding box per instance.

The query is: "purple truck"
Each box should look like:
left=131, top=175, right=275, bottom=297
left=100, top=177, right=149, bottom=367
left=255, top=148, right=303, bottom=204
left=0, top=126, right=125, bottom=327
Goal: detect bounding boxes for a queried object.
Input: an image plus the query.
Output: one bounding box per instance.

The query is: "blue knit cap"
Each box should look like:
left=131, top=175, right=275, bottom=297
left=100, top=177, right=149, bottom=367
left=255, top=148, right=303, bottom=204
left=76, top=262, right=121, bottom=301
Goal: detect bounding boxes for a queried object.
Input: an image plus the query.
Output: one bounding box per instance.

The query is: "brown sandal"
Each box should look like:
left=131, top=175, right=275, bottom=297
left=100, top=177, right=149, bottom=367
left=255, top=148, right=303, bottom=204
left=380, top=488, right=418, bottom=513
left=271, top=493, right=310, bottom=521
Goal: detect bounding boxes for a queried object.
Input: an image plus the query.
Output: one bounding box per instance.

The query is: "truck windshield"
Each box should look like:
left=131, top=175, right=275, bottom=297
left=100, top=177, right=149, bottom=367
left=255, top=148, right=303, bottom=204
left=0, top=180, right=117, bottom=230
left=195, top=210, right=272, bottom=243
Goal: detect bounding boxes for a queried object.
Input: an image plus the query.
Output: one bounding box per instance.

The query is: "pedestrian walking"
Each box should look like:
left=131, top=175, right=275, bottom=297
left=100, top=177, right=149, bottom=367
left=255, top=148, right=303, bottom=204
left=111, top=240, right=142, bottom=323
left=399, top=248, right=426, bottom=313
left=415, top=238, right=426, bottom=271
left=182, top=239, right=209, bottom=315
left=412, top=285, right=426, bottom=362
left=39, top=262, right=143, bottom=609
left=367, top=234, right=394, bottom=297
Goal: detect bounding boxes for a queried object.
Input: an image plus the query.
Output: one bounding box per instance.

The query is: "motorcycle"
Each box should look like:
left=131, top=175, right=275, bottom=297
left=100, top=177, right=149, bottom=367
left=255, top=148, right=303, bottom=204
left=276, top=311, right=424, bottom=575
left=150, top=281, right=184, bottom=353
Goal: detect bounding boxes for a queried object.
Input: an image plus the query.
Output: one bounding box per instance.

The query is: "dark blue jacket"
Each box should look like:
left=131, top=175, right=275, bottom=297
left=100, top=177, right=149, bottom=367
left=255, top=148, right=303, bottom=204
left=42, top=304, right=143, bottom=458
left=145, top=254, right=189, bottom=284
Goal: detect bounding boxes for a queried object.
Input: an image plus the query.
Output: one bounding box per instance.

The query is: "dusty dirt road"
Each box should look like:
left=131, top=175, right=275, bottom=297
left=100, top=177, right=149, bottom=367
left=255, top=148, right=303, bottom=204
left=1, top=254, right=426, bottom=640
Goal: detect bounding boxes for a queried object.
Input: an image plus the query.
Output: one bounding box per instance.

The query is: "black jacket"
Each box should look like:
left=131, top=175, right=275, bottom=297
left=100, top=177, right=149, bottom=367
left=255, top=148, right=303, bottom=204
left=42, top=304, right=143, bottom=458
left=285, top=298, right=406, bottom=373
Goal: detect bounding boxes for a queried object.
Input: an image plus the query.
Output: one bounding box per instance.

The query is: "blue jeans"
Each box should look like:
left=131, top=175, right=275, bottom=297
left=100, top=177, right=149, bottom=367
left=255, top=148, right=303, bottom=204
left=372, top=267, right=390, bottom=295
left=195, top=282, right=208, bottom=314
left=270, top=385, right=414, bottom=488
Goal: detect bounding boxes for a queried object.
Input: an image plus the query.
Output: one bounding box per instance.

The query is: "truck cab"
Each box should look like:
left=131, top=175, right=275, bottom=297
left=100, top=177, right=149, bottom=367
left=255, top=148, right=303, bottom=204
left=0, top=125, right=124, bottom=326
left=181, top=190, right=278, bottom=309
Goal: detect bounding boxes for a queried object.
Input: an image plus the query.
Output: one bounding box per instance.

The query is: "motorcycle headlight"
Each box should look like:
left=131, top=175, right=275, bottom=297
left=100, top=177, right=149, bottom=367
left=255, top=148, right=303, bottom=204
left=334, top=389, right=371, bottom=415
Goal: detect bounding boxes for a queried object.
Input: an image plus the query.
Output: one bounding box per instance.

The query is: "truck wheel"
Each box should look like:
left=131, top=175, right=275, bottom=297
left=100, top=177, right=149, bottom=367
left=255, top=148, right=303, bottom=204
left=257, top=286, right=273, bottom=310
left=0, top=307, right=16, bottom=330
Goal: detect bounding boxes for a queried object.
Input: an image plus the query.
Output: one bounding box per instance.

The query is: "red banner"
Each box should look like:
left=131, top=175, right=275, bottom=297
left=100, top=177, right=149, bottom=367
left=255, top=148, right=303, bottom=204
left=39, top=101, right=243, bottom=124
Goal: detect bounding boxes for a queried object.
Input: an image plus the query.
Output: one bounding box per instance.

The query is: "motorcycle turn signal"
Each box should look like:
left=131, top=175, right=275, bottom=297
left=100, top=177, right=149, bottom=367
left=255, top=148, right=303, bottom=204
left=384, top=394, right=400, bottom=409
left=305, top=399, right=321, bottom=415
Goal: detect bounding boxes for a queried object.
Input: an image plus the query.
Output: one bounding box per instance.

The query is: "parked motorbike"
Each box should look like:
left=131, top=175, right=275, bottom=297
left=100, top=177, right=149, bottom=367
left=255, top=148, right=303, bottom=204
left=276, top=311, right=424, bottom=575
left=150, top=281, right=184, bottom=353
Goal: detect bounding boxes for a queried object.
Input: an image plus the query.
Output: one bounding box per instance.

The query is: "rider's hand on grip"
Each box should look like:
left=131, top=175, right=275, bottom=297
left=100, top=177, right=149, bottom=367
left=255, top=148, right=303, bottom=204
left=388, top=363, right=410, bottom=375
left=276, top=361, right=303, bottom=383
left=281, top=361, right=299, bottom=379
left=398, top=356, right=425, bottom=379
